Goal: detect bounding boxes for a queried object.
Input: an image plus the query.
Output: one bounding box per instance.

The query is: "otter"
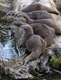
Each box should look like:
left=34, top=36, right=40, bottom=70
left=11, top=21, right=55, bottom=47
left=8, top=11, right=61, bottom=34
left=5, top=11, right=17, bottom=17
left=11, top=12, right=61, bottom=35
left=14, top=12, right=33, bottom=24
left=10, top=21, right=27, bottom=43
left=10, top=22, right=27, bottom=55
left=31, top=23, right=55, bottom=47
left=19, top=24, right=46, bottom=64
left=27, top=10, right=54, bottom=20
left=5, top=11, right=27, bottom=23
left=22, top=2, right=59, bottom=14
left=10, top=23, right=21, bottom=41
left=33, top=19, right=61, bottom=34
left=10, top=23, right=46, bottom=64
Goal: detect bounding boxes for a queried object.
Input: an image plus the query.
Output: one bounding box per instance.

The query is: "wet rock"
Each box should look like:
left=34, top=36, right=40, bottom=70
left=0, top=54, right=34, bottom=79
left=46, top=36, right=61, bottom=70
left=54, top=36, right=61, bottom=48
left=0, top=31, right=7, bottom=42
left=13, top=0, right=34, bottom=12
left=0, top=23, right=26, bottom=60
left=0, top=29, right=61, bottom=79
left=49, top=57, right=60, bottom=69
left=0, top=16, right=14, bottom=24
left=0, top=0, right=13, bottom=15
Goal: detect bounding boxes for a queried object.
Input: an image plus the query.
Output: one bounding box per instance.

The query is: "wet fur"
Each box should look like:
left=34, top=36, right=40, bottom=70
left=31, top=23, right=55, bottom=47
left=19, top=24, right=46, bottom=64
left=27, top=10, right=53, bottom=20
left=22, top=2, right=59, bottom=14
left=14, top=12, right=61, bottom=34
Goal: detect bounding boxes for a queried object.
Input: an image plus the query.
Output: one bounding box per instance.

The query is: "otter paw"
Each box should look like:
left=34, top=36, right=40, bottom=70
left=24, top=56, right=30, bottom=65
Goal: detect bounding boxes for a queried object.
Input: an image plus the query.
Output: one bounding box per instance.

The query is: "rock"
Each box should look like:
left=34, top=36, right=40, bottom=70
left=13, top=0, right=34, bottom=12
left=46, top=36, right=61, bottom=70
left=38, top=0, right=59, bottom=14
left=0, top=0, right=11, bottom=16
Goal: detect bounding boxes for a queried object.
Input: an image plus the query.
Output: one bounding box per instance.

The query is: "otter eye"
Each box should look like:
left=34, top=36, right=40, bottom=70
left=23, top=16, right=26, bottom=18
left=12, top=13, right=15, bottom=16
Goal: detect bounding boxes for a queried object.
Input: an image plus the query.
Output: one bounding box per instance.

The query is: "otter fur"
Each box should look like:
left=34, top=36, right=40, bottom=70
left=11, top=12, right=61, bottom=35
left=11, top=21, right=55, bottom=47
left=10, top=23, right=46, bottom=64
left=31, top=23, right=55, bottom=47
left=27, top=10, right=54, bottom=20
left=19, top=24, right=46, bottom=64
left=22, top=2, right=59, bottom=14
left=13, top=12, right=61, bottom=34
left=33, top=19, right=61, bottom=34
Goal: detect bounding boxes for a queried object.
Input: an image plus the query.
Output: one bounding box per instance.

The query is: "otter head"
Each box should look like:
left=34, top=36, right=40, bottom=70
left=10, top=22, right=25, bottom=40
left=5, top=11, right=17, bottom=17
left=4, top=11, right=17, bottom=23
left=15, top=12, right=33, bottom=23
left=20, top=24, right=34, bottom=39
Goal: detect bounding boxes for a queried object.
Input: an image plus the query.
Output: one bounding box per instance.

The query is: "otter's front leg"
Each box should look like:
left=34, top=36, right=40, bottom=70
left=24, top=49, right=41, bottom=65
left=16, top=38, right=26, bottom=48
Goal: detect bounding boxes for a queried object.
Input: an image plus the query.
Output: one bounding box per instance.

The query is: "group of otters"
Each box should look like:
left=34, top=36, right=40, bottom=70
left=5, top=1, right=61, bottom=65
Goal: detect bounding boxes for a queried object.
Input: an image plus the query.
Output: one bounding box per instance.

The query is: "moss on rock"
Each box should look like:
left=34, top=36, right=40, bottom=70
left=50, top=57, right=60, bottom=69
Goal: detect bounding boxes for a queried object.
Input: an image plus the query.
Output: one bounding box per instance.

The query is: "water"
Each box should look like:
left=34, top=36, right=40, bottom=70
left=0, top=24, right=20, bottom=59
left=0, top=24, right=25, bottom=60
left=0, top=40, right=19, bottom=59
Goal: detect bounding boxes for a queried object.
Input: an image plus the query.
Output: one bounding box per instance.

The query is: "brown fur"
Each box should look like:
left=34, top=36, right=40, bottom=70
left=22, top=2, right=59, bottom=14
left=11, top=21, right=55, bottom=47
left=13, top=12, right=61, bottom=34
left=33, top=19, right=61, bottom=34
left=31, top=23, right=55, bottom=47
left=27, top=10, right=54, bottom=20
left=14, top=12, right=33, bottom=24
left=19, top=24, right=46, bottom=64
left=10, top=22, right=28, bottom=51
left=10, top=20, right=57, bottom=64
left=5, top=11, right=17, bottom=17
left=5, top=11, right=27, bottom=23
left=10, top=23, right=21, bottom=41
left=10, top=23, right=46, bottom=64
